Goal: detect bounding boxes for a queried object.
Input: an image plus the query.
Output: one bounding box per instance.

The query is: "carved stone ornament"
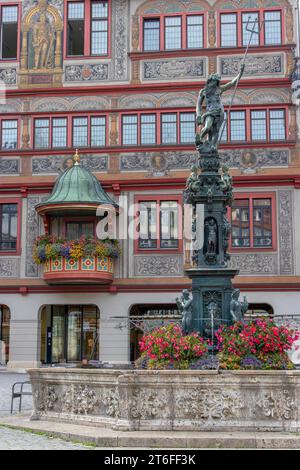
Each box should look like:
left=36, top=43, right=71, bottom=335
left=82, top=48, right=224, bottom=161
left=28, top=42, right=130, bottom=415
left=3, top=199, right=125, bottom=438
left=29, top=369, right=300, bottom=431
left=62, top=385, right=98, bottom=415
left=19, top=0, right=63, bottom=88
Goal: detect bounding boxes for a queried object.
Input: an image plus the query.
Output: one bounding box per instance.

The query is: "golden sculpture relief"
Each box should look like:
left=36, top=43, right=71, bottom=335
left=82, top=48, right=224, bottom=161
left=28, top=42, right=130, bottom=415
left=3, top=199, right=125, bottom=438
left=32, top=13, right=54, bottom=70
left=19, top=0, right=63, bottom=89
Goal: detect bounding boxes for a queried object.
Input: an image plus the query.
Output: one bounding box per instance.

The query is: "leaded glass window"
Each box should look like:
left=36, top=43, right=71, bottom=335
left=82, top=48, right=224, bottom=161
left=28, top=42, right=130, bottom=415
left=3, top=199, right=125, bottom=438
left=1, top=120, right=17, bottom=150
left=251, top=110, right=267, bottom=141
left=73, top=117, right=88, bottom=147
left=0, top=204, right=17, bottom=251
left=141, top=114, right=156, bottom=145
left=220, top=13, right=237, bottom=47
left=187, top=15, right=203, bottom=49
left=52, top=118, right=67, bottom=148
left=264, top=11, right=281, bottom=45
left=143, top=18, right=160, bottom=51
left=122, top=115, right=138, bottom=145
left=34, top=119, right=50, bottom=149
left=165, top=16, right=181, bottom=50
left=161, top=113, right=177, bottom=144
left=91, top=116, right=106, bottom=147
left=230, top=111, right=246, bottom=141
left=180, top=113, right=195, bottom=143
left=269, top=109, right=285, bottom=141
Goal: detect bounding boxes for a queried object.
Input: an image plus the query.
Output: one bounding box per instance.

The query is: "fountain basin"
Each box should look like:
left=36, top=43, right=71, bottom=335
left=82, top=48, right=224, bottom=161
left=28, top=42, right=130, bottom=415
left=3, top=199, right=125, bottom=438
left=28, top=368, right=300, bottom=432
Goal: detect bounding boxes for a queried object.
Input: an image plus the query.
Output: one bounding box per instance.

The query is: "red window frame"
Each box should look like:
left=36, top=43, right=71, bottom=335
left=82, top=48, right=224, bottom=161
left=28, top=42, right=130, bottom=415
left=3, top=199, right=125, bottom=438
left=141, top=11, right=207, bottom=52
left=217, top=7, right=284, bottom=48
left=120, top=106, right=288, bottom=147
left=0, top=197, right=21, bottom=256
left=0, top=2, right=21, bottom=62
left=64, top=0, right=111, bottom=59
left=32, top=113, right=108, bottom=149
left=221, top=106, right=288, bottom=144
left=0, top=117, right=19, bottom=150
left=120, top=110, right=196, bottom=146
left=134, top=195, right=183, bottom=254
left=228, top=192, right=277, bottom=252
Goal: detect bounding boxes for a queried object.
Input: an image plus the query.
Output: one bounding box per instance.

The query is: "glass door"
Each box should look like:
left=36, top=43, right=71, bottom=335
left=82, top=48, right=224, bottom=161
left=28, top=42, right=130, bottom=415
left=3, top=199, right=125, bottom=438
left=0, top=305, right=10, bottom=363
left=67, top=306, right=82, bottom=362
left=52, top=306, right=66, bottom=363
left=82, top=306, right=99, bottom=361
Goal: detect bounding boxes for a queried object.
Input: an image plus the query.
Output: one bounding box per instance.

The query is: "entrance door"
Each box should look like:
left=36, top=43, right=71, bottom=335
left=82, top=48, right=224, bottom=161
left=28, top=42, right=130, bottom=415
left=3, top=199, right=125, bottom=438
left=52, top=306, right=66, bottom=363
left=41, top=305, right=99, bottom=364
left=0, top=305, right=10, bottom=363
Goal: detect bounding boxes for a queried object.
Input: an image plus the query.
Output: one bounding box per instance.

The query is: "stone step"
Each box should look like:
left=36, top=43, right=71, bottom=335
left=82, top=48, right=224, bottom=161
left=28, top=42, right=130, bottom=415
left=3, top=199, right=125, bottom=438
left=0, top=415, right=299, bottom=449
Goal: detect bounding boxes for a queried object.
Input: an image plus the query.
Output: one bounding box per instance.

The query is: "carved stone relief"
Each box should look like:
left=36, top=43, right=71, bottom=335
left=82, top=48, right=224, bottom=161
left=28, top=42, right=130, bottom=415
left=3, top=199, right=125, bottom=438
left=65, top=64, right=109, bottom=82
left=0, top=159, right=19, bottom=175
left=229, top=254, right=278, bottom=275
left=0, top=68, right=17, bottom=85
left=0, top=258, right=20, bottom=278
left=143, top=59, right=205, bottom=81
left=134, top=255, right=183, bottom=277
left=221, top=55, right=283, bottom=77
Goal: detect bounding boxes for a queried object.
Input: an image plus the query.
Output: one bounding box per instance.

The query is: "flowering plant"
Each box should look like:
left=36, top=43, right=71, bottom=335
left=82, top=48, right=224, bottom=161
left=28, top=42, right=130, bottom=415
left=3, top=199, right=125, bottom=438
left=33, top=235, right=121, bottom=264
left=216, top=319, right=299, bottom=370
left=136, top=323, right=210, bottom=370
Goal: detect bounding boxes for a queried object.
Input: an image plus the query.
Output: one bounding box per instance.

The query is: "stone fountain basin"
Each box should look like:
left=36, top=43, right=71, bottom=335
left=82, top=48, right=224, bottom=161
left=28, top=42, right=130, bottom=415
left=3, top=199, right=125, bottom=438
left=27, top=368, right=300, bottom=432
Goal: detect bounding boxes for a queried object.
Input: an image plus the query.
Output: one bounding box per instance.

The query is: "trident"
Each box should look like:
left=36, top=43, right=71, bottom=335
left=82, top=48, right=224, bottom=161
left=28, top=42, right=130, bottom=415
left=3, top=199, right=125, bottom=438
left=218, top=16, right=265, bottom=144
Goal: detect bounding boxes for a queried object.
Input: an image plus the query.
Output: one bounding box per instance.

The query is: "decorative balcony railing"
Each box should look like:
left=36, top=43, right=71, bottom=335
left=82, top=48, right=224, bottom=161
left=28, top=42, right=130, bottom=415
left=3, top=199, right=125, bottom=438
left=43, top=255, right=114, bottom=285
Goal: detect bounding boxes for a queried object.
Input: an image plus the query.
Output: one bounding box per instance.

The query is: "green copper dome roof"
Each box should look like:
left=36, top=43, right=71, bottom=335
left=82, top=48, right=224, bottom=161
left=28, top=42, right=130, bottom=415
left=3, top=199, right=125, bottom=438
left=35, top=152, right=118, bottom=214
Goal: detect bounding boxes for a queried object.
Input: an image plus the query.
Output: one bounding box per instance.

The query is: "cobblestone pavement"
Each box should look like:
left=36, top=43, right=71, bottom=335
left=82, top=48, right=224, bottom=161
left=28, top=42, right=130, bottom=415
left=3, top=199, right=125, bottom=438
left=0, top=426, right=90, bottom=450
left=0, top=373, right=32, bottom=416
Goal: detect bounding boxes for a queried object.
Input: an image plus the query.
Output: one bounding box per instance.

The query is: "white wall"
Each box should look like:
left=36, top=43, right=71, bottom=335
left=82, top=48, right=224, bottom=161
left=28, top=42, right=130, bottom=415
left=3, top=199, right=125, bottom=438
left=1, top=289, right=300, bottom=369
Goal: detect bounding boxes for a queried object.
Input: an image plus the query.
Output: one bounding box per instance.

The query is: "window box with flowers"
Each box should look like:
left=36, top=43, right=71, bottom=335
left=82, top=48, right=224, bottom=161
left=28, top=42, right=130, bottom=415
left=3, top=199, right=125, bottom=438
left=33, top=235, right=121, bottom=285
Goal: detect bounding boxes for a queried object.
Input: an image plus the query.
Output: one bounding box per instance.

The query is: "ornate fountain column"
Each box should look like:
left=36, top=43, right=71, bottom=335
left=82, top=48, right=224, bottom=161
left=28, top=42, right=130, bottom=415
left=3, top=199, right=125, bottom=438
left=178, top=68, right=248, bottom=338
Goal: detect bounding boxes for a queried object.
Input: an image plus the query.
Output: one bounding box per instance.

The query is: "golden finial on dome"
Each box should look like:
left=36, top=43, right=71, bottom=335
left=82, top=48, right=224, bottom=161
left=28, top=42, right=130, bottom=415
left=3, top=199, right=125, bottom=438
left=73, top=149, right=80, bottom=166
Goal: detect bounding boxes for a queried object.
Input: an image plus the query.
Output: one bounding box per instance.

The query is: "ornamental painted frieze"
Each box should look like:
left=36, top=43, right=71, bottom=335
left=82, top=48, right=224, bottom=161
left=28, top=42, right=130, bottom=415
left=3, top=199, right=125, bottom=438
left=0, top=159, right=19, bottom=175
left=143, top=59, right=204, bottom=81
left=229, top=254, right=278, bottom=275
left=134, top=255, right=183, bottom=277
left=279, top=190, right=294, bottom=275
left=121, top=152, right=197, bottom=175
left=0, top=258, right=20, bottom=278
left=110, top=0, right=129, bottom=81
left=32, top=155, right=108, bottom=174
left=0, top=68, right=17, bottom=86
left=65, top=64, right=109, bottom=82
left=220, top=149, right=289, bottom=171
left=221, top=55, right=283, bottom=77
left=120, top=150, right=288, bottom=175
